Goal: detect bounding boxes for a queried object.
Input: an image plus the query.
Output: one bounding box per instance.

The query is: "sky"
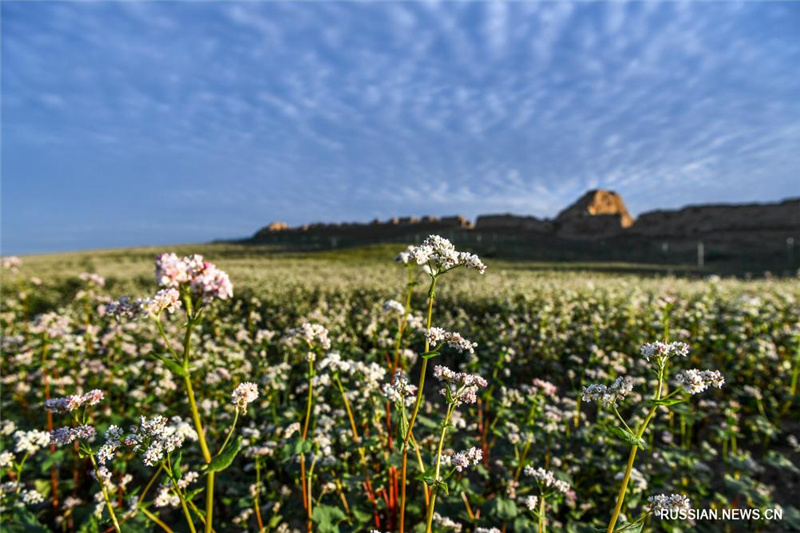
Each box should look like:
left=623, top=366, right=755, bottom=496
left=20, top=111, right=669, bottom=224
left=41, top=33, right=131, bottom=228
left=2, top=1, right=799, bottom=254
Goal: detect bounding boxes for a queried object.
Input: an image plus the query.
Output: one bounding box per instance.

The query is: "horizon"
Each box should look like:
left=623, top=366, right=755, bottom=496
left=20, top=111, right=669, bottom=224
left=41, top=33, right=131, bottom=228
left=3, top=1, right=800, bottom=255
left=8, top=189, right=799, bottom=258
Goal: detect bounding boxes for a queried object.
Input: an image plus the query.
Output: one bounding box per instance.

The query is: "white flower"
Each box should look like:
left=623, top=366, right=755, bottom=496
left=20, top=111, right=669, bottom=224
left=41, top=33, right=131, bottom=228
left=45, top=389, right=104, bottom=412
left=640, top=341, right=690, bottom=363
left=14, top=430, right=51, bottom=455
left=381, top=374, right=418, bottom=407
left=79, top=272, right=105, bottom=287
left=140, top=289, right=182, bottom=316
left=432, top=512, right=463, bottom=531
left=286, top=323, right=332, bottom=350
left=21, top=489, right=44, bottom=505
left=383, top=300, right=405, bottom=315
left=154, top=253, right=233, bottom=301
left=410, top=235, right=486, bottom=276
left=51, top=425, right=97, bottom=447
left=123, top=416, right=189, bottom=467
left=675, top=369, right=725, bottom=394
left=318, top=351, right=353, bottom=374
left=232, top=382, right=259, bottom=413
left=524, top=466, right=571, bottom=494
left=425, top=328, right=478, bottom=354
left=106, top=297, right=145, bottom=320
left=581, top=376, right=634, bottom=407
left=442, top=447, right=482, bottom=472
left=523, top=495, right=539, bottom=511
left=0, top=451, right=15, bottom=468
left=154, top=485, right=180, bottom=508
left=433, top=365, right=488, bottom=405
left=647, top=493, right=691, bottom=514
left=2, top=256, right=22, bottom=273
left=394, top=245, right=415, bottom=265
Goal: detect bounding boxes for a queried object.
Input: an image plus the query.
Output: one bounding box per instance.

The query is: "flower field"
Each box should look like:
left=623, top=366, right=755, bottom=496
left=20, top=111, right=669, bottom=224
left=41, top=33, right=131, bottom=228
left=1, top=240, right=798, bottom=533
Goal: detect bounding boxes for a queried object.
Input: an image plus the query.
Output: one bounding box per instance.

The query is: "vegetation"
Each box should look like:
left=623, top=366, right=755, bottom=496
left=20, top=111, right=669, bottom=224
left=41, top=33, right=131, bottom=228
left=1, top=241, right=798, bottom=532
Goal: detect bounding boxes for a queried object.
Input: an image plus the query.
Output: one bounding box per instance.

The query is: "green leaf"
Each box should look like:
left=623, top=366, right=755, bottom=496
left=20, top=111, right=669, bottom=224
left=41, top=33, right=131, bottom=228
left=172, top=452, right=183, bottom=480
left=397, top=415, right=408, bottom=444
left=608, top=425, right=646, bottom=450
left=185, top=486, right=205, bottom=502
left=420, top=349, right=441, bottom=359
left=614, top=519, right=645, bottom=533
left=652, top=398, right=684, bottom=407
left=764, top=450, right=800, bottom=475
left=150, top=353, right=188, bottom=377
left=206, top=436, right=242, bottom=473
left=488, top=497, right=519, bottom=520
left=292, top=439, right=313, bottom=456
left=311, top=504, right=347, bottom=533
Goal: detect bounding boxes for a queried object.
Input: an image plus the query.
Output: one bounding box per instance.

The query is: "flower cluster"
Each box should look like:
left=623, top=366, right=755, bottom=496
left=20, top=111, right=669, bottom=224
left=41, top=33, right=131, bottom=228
left=425, top=328, right=478, bottom=354
left=30, top=312, right=70, bottom=338
left=13, top=430, right=51, bottom=455
left=531, top=378, right=558, bottom=397
left=0, top=451, right=14, bottom=468
left=675, top=369, right=725, bottom=394
left=381, top=374, right=418, bottom=407
left=44, top=390, right=104, bottom=413
left=106, top=297, right=144, bottom=320
left=433, top=365, right=488, bottom=405
left=523, top=495, right=539, bottom=512
left=97, top=426, right=124, bottom=465
left=640, top=341, right=690, bottom=363
left=79, top=272, right=106, bottom=287
left=409, top=235, right=486, bottom=276
left=286, top=323, right=332, bottom=350
left=441, top=447, right=482, bottom=472
left=51, top=425, right=97, bottom=447
left=581, top=376, right=634, bottom=407
left=2, top=255, right=22, bottom=273
left=647, top=493, right=692, bottom=514
left=317, top=351, right=352, bottom=374
left=232, top=382, right=259, bottom=413
left=383, top=299, right=405, bottom=315
left=140, top=288, right=182, bottom=317
left=432, top=512, right=463, bottom=532
left=155, top=253, right=233, bottom=301
left=394, top=245, right=415, bottom=265
left=524, top=466, right=571, bottom=495
left=123, top=416, right=193, bottom=467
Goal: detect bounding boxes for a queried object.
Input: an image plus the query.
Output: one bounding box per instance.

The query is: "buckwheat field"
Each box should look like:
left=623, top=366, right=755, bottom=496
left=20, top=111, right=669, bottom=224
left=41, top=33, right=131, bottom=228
left=1, top=238, right=798, bottom=533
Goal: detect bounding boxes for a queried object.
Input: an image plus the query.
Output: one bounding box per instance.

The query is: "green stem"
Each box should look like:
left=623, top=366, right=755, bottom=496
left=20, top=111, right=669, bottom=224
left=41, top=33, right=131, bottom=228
left=302, top=357, right=315, bottom=441
left=177, top=316, right=214, bottom=533
left=307, top=456, right=317, bottom=532
left=168, top=473, right=198, bottom=533
left=606, top=370, right=664, bottom=533
left=424, top=404, right=454, bottom=533
left=155, top=318, right=180, bottom=361
left=89, top=455, right=121, bottom=533
left=183, top=375, right=211, bottom=462
left=141, top=507, right=175, bottom=533
left=400, top=276, right=437, bottom=533
left=334, top=374, right=359, bottom=441
left=217, top=410, right=239, bottom=456
left=538, top=493, right=546, bottom=533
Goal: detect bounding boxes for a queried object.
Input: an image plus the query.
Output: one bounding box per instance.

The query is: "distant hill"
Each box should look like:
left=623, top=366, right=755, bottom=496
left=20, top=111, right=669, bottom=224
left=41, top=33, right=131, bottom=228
left=247, top=189, right=799, bottom=243
left=239, top=190, right=799, bottom=274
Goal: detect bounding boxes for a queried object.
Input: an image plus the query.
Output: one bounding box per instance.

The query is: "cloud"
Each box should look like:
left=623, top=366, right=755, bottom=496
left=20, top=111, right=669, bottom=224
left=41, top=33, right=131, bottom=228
left=2, top=1, right=799, bottom=252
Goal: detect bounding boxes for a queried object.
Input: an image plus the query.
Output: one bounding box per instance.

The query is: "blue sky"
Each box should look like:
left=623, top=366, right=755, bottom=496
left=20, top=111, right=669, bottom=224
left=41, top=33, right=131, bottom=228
left=2, top=1, right=799, bottom=254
